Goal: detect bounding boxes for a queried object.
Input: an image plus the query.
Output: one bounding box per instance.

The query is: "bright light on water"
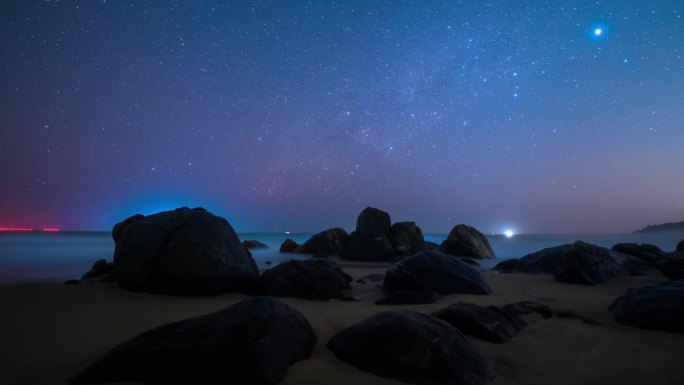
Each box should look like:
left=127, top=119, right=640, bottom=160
left=594, top=28, right=602, bottom=36
left=504, top=230, right=514, bottom=238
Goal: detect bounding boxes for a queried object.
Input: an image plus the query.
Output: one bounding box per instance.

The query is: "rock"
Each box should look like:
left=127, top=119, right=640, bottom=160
left=502, top=301, right=553, bottom=319
left=356, top=273, right=385, bottom=284
left=356, top=207, right=391, bottom=236
left=340, top=231, right=394, bottom=261
left=297, top=228, right=350, bottom=254
left=259, top=259, right=352, bottom=300
left=433, top=302, right=524, bottom=343
left=612, top=243, right=665, bottom=266
left=279, top=239, right=300, bottom=253
left=493, top=244, right=571, bottom=274
left=383, top=249, right=491, bottom=295
left=111, top=214, right=144, bottom=243
left=375, top=290, right=442, bottom=305
left=677, top=239, right=684, bottom=252
left=554, top=241, right=628, bottom=285
left=64, top=279, right=81, bottom=285
left=389, top=221, right=425, bottom=256
left=242, top=240, right=268, bottom=249
left=81, top=259, right=115, bottom=281
left=113, top=207, right=259, bottom=296
left=660, top=257, right=684, bottom=279
left=555, top=310, right=602, bottom=326
left=70, top=297, right=316, bottom=385
left=609, top=280, right=684, bottom=334
left=327, top=310, right=495, bottom=385
left=440, top=224, right=495, bottom=259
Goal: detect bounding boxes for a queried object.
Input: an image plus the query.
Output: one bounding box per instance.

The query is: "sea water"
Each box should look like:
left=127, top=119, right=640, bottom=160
left=0, top=231, right=681, bottom=285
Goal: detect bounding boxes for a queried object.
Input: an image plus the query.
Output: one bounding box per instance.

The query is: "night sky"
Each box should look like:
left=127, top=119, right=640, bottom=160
left=1, top=1, right=683, bottom=234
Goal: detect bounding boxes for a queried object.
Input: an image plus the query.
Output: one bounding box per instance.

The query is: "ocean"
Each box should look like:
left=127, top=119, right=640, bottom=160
left=0, top=231, right=681, bottom=285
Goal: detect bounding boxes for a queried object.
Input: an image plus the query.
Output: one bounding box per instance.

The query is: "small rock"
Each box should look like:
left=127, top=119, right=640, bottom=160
left=280, top=239, right=300, bottom=253
left=502, top=301, right=553, bottom=319
left=440, top=224, right=495, bottom=259
left=375, top=290, right=442, bottom=305
left=433, top=302, right=524, bottom=343
left=242, top=239, right=269, bottom=249
left=259, top=259, right=352, bottom=300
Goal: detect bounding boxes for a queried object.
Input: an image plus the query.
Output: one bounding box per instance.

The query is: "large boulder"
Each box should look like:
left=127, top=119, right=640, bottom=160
left=383, top=249, right=491, bottom=295
left=327, top=310, right=495, bottom=385
left=259, top=259, right=352, bottom=300
left=279, top=239, right=300, bottom=253
left=389, top=221, right=425, bottom=256
left=609, top=280, right=684, bottom=334
left=70, top=297, right=316, bottom=384
left=433, top=302, right=524, bottom=343
left=554, top=241, right=628, bottom=285
left=297, top=228, right=350, bottom=254
left=677, top=239, right=684, bottom=252
left=440, top=224, right=495, bottom=259
left=494, top=244, right=571, bottom=274
left=356, top=207, right=391, bottom=236
left=111, top=214, right=144, bottom=243
left=113, top=207, right=259, bottom=296
left=340, top=231, right=394, bottom=261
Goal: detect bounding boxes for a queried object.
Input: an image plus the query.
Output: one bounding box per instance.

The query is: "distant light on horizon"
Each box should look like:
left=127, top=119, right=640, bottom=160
left=504, top=229, right=515, bottom=238
left=594, top=27, right=603, bottom=36
left=0, top=227, right=61, bottom=232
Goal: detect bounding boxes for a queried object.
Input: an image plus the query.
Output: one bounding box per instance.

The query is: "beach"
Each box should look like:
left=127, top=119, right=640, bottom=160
left=2, top=265, right=683, bottom=385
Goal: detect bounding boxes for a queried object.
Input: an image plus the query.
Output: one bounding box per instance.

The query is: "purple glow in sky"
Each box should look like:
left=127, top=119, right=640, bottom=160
left=1, top=1, right=683, bottom=233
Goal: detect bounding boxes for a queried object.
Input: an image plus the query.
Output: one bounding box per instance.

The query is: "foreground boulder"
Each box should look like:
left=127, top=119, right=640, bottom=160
left=279, top=239, right=300, bottom=253
left=383, top=249, right=491, bottom=295
left=70, top=297, right=316, bottom=384
left=389, top=221, right=425, bottom=256
left=433, top=302, right=524, bottom=343
left=440, top=224, right=495, bottom=259
left=555, top=241, right=628, bottom=285
left=113, top=207, right=258, bottom=296
left=327, top=310, right=495, bottom=385
left=678, top=239, right=684, bottom=251
left=340, top=231, right=394, bottom=261
left=297, top=228, right=350, bottom=254
left=609, top=280, right=684, bottom=334
left=260, top=259, right=352, bottom=300
left=356, top=207, right=391, bottom=235
left=81, top=259, right=115, bottom=282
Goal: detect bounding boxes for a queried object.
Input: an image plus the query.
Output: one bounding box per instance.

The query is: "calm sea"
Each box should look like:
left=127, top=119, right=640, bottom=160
left=0, top=231, right=681, bottom=285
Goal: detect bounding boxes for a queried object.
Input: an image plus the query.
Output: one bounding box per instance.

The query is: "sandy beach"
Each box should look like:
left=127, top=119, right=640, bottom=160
left=1, top=265, right=683, bottom=385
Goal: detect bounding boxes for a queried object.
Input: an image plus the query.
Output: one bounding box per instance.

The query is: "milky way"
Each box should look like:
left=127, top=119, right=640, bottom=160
left=1, top=1, right=683, bottom=233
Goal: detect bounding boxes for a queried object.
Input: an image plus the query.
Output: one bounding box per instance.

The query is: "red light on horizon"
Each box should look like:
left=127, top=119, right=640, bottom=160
left=0, top=227, right=61, bottom=232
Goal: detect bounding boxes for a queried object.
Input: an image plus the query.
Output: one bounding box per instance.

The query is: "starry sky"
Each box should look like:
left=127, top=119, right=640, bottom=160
left=1, top=1, right=683, bottom=234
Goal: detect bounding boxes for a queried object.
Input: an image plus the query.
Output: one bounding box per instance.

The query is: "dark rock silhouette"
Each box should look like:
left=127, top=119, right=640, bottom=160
left=433, top=302, right=524, bottom=343
left=356, top=207, right=391, bottom=236
left=340, top=231, right=394, bottom=261
left=389, top=221, right=425, bottom=256
left=113, top=207, right=258, bottom=296
left=70, top=297, right=316, bottom=385
left=554, top=241, right=628, bottom=285
left=383, top=249, right=491, bottom=295
left=375, top=289, right=442, bottom=305
left=279, top=239, right=300, bottom=253
left=612, top=243, right=664, bottom=266
left=297, top=227, right=350, bottom=255
left=242, top=239, right=268, bottom=249
left=260, top=259, right=352, bottom=300
left=327, top=310, right=495, bottom=385
left=81, top=259, right=115, bottom=282
left=610, top=280, right=684, bottom=334
left=502, top=301, right=553, bottom=319
left=493, top=244, right=571, bottom=274
left=440, top=224, right=495, bottom=259
left=677, top=239, right=684, bottom=251
left=111, top=214, right=144, bottom=243
left=424, top=240, right=440, bottom=249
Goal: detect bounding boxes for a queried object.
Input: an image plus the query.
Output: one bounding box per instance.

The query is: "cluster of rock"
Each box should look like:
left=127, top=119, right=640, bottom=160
left=280, top=207, right=496, bottom=264
left=65, top=259, right=116, bottom=284
left=494, top=240, right=651, bottom=284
